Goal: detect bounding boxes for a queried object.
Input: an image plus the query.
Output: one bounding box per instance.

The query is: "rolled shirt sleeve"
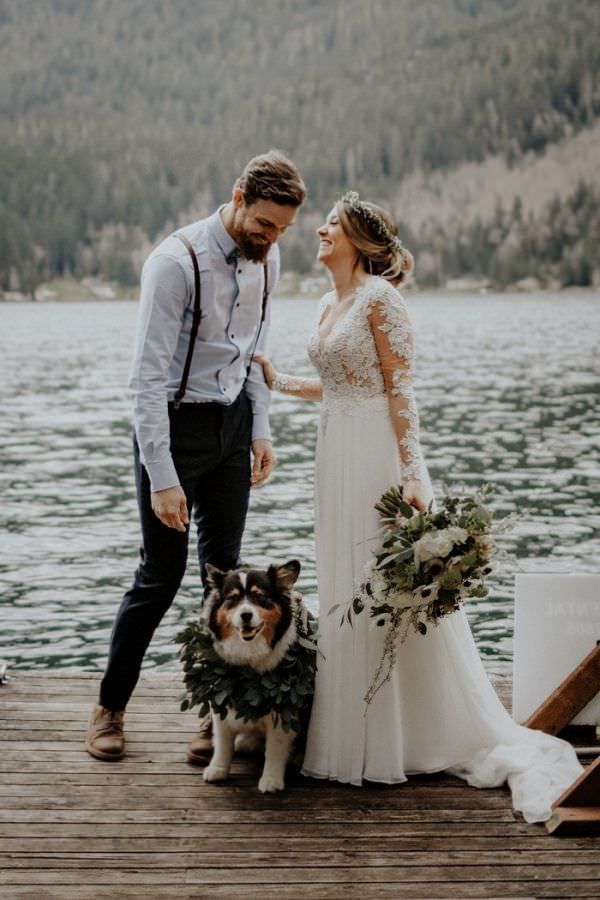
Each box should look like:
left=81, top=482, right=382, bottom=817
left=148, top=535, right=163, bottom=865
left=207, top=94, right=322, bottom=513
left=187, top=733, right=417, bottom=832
left=128, top=252, right=188, bottom=492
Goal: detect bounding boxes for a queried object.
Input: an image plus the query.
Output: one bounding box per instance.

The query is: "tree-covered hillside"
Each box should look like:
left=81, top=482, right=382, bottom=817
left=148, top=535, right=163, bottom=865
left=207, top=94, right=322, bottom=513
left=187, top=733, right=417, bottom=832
left=1, top=0, right=598, bottom=295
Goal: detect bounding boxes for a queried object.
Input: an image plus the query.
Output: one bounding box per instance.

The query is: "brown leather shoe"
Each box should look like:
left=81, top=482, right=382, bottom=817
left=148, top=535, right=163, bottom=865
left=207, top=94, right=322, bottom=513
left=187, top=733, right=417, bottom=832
left=186, top=713, right=213, bottom=765
left=85, top=704, right=125, bottom=761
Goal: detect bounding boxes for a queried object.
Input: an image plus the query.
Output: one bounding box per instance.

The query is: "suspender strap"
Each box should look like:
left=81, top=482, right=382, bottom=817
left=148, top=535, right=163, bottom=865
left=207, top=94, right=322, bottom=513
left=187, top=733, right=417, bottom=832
left=172, top=231, right=270, bottom=408
left=245, top=262, right=269, bottom=381
left=173, top=233, right=201, bottom=410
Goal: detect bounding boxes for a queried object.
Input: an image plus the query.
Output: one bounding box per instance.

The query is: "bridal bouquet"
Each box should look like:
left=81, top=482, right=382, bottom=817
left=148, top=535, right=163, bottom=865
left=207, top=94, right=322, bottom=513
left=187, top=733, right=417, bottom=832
left=331, top=485, right=504, bottom=705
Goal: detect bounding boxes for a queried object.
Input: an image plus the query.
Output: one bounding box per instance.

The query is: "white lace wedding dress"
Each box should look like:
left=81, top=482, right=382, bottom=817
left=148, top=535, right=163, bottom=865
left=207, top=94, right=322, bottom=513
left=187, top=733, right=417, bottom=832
left=292, top=275, right=582, bottom=823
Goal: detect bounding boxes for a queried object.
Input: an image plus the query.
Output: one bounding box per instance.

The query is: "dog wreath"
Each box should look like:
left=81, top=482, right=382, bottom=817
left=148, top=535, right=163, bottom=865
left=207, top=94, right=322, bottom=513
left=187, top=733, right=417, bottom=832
left=176, top=605, right=319, bottom=734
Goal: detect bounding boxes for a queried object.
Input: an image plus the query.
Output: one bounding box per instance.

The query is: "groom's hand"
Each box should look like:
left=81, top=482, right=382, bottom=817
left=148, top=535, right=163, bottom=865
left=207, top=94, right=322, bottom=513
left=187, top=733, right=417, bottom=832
left=251, top=439, right=275, bottom=487
left=151, top=485, right=189, bottom=531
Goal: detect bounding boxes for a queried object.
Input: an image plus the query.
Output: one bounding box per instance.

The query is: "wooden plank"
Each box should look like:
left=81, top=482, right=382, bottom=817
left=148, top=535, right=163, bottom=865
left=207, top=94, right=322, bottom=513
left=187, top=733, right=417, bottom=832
left=0, top=768, right=462, bottom=789
left=0, top=780, right=509, bottom=798
left=0, top=772, right=494, bottom=788
left=3, top=849, right=600, bottom=867
left=0, top=864, right=598, bottom=885
left=1, top=835, right=595, bottom=852
left=0, top=808, right=519, bottom=825
left=524, top=644, right=600, bottom=734
left=0, top=884, right=595, bottom=899
left=183, top=863, right=600, bottom=885
left=0, top=822, right=544, bottom=839
left=0, top=795, right=513, bottom=814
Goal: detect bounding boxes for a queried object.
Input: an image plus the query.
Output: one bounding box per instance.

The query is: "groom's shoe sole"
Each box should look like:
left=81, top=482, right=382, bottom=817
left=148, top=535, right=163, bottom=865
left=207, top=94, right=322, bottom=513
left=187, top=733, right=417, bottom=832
left=85, top=740, right=126, bottom=761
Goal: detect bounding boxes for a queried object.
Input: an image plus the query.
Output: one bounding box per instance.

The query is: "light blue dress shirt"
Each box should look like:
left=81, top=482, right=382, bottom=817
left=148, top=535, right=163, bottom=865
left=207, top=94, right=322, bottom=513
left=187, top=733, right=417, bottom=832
left=129, top=207, right=278, bottom=492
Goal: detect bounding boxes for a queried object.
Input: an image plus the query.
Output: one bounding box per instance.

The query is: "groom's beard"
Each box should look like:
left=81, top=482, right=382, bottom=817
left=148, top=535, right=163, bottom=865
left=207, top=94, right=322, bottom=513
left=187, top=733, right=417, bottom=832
left=236, top=232, right=272, bottom=263
left=232, top=210, right=273, bottom=263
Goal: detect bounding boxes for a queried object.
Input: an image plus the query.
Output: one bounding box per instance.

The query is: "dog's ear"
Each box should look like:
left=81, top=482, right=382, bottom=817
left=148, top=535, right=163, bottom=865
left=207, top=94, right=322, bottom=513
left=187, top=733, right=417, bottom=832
left=270, top=559, right=301, bottom=593
left=205, top=563, right=225, bottom=592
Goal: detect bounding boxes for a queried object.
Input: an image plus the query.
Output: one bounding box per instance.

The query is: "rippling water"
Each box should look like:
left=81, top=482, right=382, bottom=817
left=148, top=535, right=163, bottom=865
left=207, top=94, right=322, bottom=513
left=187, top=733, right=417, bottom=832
left=1, top=291, right=599, bottom=677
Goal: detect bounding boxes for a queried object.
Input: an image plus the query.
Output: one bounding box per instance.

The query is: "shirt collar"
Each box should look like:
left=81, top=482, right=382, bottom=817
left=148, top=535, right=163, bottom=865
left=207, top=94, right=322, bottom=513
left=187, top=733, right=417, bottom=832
left=208, top=205, right=239, bottom=263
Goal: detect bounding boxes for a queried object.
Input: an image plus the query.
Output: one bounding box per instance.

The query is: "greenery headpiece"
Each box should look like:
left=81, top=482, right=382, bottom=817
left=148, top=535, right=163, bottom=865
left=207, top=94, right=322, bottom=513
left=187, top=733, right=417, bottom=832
left=339, top=190, right=403, bottom=253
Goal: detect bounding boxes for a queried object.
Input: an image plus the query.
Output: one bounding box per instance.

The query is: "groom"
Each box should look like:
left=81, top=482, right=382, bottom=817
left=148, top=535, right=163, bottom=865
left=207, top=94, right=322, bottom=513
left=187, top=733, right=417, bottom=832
left=86, top=150, right=306, bottom=762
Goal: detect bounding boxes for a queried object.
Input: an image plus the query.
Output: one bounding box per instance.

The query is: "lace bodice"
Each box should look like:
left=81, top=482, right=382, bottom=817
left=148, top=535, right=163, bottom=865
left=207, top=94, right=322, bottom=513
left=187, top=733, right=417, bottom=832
left=307, top=277, right=422, bottom=483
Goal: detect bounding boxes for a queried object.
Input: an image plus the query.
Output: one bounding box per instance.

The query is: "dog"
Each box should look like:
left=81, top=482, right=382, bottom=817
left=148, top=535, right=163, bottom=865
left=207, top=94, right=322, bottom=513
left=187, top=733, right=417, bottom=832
left=202, top=559, right=305, bottom=793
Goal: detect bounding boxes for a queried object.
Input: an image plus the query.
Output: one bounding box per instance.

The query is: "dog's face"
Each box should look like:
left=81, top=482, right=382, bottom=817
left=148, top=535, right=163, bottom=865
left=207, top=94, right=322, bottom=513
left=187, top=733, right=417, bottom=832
left=205, top=561, right=301, bottom=662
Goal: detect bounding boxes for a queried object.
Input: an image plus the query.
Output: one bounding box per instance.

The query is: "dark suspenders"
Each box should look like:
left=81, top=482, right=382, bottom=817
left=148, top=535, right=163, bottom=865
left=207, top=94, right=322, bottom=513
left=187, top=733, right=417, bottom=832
left=172, top=232, right=269, bottom=410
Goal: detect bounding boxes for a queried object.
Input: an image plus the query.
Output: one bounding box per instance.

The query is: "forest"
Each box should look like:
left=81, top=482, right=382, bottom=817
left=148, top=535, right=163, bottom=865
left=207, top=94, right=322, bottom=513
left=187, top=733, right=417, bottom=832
left=0, top=0, right=598, bottom=295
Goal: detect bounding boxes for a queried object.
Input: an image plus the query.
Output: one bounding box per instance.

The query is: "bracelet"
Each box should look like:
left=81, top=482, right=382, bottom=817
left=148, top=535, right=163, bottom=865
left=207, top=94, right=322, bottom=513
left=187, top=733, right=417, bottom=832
left=272, top=373, right=301, bottom=393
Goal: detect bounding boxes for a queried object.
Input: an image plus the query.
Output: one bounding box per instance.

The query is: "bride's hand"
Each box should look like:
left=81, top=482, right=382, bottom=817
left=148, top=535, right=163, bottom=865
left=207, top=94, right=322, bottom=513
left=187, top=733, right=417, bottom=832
left=403, top=480, right=427, bottom=513
left=254, top=355, right=278, bottom=390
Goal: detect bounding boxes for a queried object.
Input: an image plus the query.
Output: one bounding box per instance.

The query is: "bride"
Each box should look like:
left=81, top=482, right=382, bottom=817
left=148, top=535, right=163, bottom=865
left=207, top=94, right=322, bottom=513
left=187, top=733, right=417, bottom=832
left=256, top=190, right=582, bottom=823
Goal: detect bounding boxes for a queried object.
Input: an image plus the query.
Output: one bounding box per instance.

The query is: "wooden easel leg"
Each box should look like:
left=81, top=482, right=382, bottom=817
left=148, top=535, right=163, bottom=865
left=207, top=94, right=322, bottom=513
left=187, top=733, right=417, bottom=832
left=546, top=806, right=600, bottom=835
left=524, top=643, right=600, bottom=735
left=546, top=757, right=600, bottom=834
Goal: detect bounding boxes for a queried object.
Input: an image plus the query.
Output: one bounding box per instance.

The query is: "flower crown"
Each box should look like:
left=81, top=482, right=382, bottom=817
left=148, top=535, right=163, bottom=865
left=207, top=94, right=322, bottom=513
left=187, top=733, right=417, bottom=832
left=339, top=190, right=403, bottom=253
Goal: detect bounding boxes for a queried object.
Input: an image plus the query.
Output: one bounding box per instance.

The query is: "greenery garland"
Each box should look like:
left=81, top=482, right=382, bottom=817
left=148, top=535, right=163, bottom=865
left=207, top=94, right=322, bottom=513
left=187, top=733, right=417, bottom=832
left=176, top=607, right=319, bottom=735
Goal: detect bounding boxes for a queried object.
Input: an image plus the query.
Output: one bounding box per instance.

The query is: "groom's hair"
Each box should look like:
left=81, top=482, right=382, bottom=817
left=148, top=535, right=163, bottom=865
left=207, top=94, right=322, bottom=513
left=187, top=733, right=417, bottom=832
left=236, top=150, right=306, bottom=208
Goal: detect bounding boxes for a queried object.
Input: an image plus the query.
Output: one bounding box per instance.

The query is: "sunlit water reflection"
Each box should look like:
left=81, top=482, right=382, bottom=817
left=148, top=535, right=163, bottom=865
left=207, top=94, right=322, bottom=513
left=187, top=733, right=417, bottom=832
left=1, top=292, right=598, bottom=678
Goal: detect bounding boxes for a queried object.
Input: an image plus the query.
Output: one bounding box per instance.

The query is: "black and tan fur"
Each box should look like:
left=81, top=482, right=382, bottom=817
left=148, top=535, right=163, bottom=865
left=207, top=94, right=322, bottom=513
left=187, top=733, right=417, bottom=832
left=202, top=560, right=302, bottom=793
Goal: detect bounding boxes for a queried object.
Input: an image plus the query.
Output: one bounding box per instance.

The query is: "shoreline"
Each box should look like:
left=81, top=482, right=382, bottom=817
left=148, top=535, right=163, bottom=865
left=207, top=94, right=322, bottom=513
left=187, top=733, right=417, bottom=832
left=2, top=280, right=599, bottom=304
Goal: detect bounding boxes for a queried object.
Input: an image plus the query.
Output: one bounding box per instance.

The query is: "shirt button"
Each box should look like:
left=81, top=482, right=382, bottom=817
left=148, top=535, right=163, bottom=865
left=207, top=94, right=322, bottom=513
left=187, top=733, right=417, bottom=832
left=230, top=333, right=235, bottom=338
left=236, top=303, right=240, bottom=308
left=237, top=269, right=242, bottom=274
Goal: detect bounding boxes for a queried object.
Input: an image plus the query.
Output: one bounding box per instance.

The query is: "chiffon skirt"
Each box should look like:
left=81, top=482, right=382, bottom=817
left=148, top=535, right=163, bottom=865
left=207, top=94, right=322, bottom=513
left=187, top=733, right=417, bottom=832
left=301, top=396, right=583, bottom=823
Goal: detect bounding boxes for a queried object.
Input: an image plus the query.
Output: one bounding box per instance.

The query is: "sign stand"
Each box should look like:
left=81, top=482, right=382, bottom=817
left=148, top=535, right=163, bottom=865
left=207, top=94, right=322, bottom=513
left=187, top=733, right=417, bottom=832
left=524, top=644, right=600, bottom=835
left=545, top=758, right=600, bottom=835
left=524, top=643, right=600, bottom=735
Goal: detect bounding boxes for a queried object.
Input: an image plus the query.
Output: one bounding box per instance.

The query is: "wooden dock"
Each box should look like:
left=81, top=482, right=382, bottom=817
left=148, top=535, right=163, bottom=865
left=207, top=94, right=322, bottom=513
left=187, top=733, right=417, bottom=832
left=1, top=672, right=599, bottom=899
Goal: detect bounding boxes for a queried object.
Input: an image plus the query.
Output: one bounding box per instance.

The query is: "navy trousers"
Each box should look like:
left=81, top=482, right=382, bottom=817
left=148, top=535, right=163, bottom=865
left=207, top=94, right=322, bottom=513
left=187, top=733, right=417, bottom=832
left=99, top=391, right=252, bottom=710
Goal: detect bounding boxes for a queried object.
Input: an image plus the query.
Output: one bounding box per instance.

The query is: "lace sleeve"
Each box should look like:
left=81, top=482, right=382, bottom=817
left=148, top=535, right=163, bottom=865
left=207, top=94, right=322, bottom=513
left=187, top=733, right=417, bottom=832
left=271, top=371, right=322, bottom=400
left=366, top=288, right=422, bottom=484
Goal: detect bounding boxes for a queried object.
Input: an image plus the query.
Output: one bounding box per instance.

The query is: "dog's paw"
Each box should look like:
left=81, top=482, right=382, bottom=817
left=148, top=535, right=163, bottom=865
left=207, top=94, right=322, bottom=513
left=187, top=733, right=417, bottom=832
left=258, top=773, right=285, bottom=793
left=203, top=764, right=229, bottom=783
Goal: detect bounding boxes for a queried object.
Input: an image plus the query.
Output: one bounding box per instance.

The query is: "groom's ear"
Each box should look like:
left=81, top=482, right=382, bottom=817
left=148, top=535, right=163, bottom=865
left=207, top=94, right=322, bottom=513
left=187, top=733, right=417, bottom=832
left=205, top=563, right=226, bottom=592
left=269, top=559, right=301, bottom=594
left=232, top=186, right=245, bottom=210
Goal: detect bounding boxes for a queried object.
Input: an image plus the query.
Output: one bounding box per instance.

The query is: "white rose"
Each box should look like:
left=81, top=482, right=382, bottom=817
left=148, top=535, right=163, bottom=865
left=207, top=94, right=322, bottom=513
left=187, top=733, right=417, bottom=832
left=445, top=526, right=469, bottom=546
left=413, top=527, right=468, bottom=569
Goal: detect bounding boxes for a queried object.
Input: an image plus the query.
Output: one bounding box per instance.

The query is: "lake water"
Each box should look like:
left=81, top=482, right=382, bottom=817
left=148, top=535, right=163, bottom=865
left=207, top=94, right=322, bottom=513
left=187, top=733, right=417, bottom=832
left=1, top=291, right=599, bottom=679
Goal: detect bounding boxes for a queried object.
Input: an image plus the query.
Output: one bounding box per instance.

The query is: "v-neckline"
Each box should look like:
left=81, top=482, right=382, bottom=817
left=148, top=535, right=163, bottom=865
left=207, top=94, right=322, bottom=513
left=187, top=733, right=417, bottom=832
left=317, top=281, right=370, bottom=349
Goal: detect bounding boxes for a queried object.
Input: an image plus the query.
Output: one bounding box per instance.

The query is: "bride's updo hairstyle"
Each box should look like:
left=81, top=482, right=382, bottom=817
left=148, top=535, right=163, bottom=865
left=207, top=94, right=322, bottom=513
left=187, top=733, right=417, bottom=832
left=336, top=190, right=414, bottom=287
